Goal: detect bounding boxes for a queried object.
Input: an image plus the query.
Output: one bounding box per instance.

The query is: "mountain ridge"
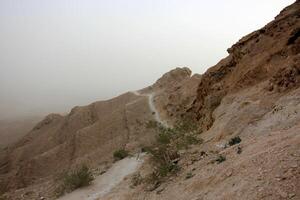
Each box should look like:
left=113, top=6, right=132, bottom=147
left=0, top=1, right=299, bottom=199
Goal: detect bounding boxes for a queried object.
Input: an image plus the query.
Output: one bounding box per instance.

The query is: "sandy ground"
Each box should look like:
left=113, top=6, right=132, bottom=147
left=57, top=155, right=144, bottom=200
left=57, top=91, right=165, bottom=200
left=131, top=91, right=169, bottom=127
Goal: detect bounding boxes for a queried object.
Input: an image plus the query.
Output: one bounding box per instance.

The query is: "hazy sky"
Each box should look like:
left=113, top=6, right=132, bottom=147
left=0, top=0, right=295, bottom=120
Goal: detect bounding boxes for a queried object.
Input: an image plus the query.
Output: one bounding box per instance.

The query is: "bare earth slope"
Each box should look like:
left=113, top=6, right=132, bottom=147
left=0, top=67, right=197, bottom=199
left=0, top=1, right=300, bottom=200
left=102, top=2, right=300, bottom=200
left=97, top=2, right=300, bottom=200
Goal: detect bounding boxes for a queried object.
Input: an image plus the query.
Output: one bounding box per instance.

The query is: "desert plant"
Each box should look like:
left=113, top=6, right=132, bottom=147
left=185, top=135, right=203, bottom=145
left=237, top=146, right=242, bottom=154
left=228, top=136, right=241, bottom=146
left=173, top=118, right=199, bottom=134
left=216, top=155, right=226, bottom=164
left=144, top=119, right=202, bottom=186
left=113, top=149, right=129, bottom=161
left=146, top=120, right=159, bottom=129
left=0, top=196, right=7, bottom=200
left=156, top=132, right=172, bottom=144
left=145, top=172, right=161, bottom=191
left=62, top=165, right=94, bottom=193
left=146, top=145, right=180, bottom=177
left=131, top=172, right=143, bottom=187
left=185, top=172, right=194, bottom=179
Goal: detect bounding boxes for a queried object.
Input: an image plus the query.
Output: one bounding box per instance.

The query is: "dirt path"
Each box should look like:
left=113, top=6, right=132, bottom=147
left=57, top=155, right=144, bottom=200
left=57, top=91, right=166, bottom=200
left=131, top=91, right=169, bottom=127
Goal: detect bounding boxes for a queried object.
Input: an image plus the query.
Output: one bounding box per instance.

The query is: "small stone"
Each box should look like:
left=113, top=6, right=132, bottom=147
left=275, top=174, right=281, bottom=178
left=279, top=191, right=288, bottom=198
left=100, top=170, right=106, bottom=175
left=156, top=187, right=165, bottom=194
left=289, top=193, right=296, bottom=198
left=291, top=164, right=298, bottom=168
left=226, top=169, right=233, bottom=177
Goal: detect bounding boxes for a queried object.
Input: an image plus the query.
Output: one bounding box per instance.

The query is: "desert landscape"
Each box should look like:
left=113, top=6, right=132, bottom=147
left=0, top=1, right=299, bottom=200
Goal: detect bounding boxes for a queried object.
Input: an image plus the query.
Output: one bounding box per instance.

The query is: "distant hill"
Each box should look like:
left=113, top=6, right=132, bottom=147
left=0, top=1, right=299, bottom=200
left=0, top=116, right=41, bottom=149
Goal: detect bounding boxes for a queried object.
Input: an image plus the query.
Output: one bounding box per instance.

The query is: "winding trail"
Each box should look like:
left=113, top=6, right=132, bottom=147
left=57, top=91, right=167, bottom=200
left=57, top=155, right=144, bottom=200
left=131, top=91, right=169, bottom=127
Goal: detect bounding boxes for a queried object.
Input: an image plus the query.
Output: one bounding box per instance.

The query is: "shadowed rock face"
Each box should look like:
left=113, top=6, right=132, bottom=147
left=191, top=1, right=300, bottom=132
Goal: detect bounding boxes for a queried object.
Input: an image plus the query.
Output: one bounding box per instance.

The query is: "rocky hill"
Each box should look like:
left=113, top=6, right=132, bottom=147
left=0, top=1, right=299, bottom=200
left=0, top=116, right=41, bottom=149
left=0, top=66, right=199, bottom=199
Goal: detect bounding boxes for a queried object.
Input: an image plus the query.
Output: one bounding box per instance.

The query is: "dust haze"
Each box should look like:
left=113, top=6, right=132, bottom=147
left=0, top=0, right=294, bottom=120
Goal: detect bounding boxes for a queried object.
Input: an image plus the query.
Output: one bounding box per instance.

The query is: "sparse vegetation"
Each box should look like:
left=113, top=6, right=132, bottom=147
left=131, top=172, right=143, bottom=187
left=216, top=155, right=226, bottom=164
left=228, top=136, right=242, bottom=146
left=185, top=172, right=194, bottom=179
left=56, top=165, right=94, bottom=196
left=156, top=132, right=172, bottom=144
left=146, top=120, right=158, bottom=129
left=185, top=135, right=203, bottom=145
left=63, top=165, right=94, bottom=190
left=0, top=196, right=7, bottom=200
left=173, top=118, right=199, bottom=134
left=113, top=149, right=129, bottom=161
left=144, top=119, right=202, bottom=186
left=145, top=145, right=180, bottom=177
left=237, top=146, right=242, bottom=154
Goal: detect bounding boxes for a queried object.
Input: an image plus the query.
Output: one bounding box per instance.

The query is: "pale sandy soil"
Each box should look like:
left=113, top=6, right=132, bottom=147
left=131, top=91, right=169, bottom=127
left=57, top=155, right=144, bottom=200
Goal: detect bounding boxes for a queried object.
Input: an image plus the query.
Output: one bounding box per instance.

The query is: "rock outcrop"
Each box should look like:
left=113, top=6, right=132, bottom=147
left=190, top=1, right=300, bottom=132
left=1, top=1, right=300, bottom=200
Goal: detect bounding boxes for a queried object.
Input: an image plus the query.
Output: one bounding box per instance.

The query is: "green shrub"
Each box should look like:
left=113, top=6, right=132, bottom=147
left=62, top=165, right=94, bottom=193
left=0, top=196, right=7, bottom=200
left=156, top=132, right=172, bottom=144
left=146, top=145, right=180, bottom=178
left=185, top=172, right=194, bottom=179
left=185, top=135, right=202, bottom=145
left=237, top=146, right=242, bottom=154
left=113, top=149, right=129, bottom=161
left=157, top=162, right=179, bottom=177
left=144, top=119, right=202, bottom=187
left=174, top=119, right=198, bottom=133
left=175, top=135, right=203, bottom=150
left=216, top=155, right=226, bottom=164
left=175, top=140, right=189, bottom=150
left=145, top=172, right=161, bottom=191
left=141, top=146, right=152, bottom=153
left=228, top=136, right=241, bottom=146
left=146, top=120, right=159, bottom=129
left=131, top=172, right=143, bottom=187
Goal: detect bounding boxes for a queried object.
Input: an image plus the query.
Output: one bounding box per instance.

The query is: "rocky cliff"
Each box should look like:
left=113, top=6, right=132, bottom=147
left=0, top=1, right=299, bottom=200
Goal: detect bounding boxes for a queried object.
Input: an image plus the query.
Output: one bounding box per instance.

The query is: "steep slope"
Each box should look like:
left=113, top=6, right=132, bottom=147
left=0, top=67, right=198, bottom=199
left=190, top=1, right=300, bottom=132
left=1, top=1, right=299, bottom=200
left=95, top=2, right=300, bottom=200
